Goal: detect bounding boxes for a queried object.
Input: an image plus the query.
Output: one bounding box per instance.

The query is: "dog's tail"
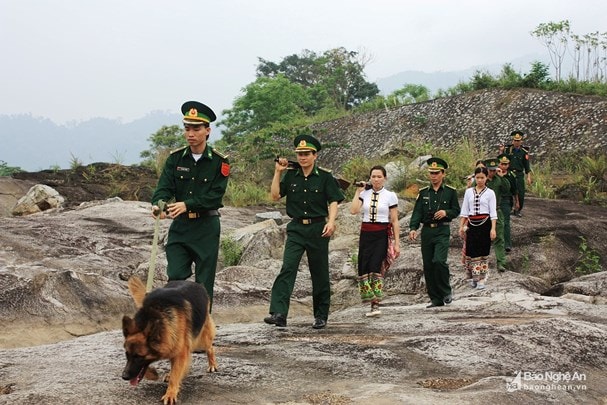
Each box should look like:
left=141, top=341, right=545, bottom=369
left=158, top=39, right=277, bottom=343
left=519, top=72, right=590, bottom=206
left=127, top=276, right=147, bottom=308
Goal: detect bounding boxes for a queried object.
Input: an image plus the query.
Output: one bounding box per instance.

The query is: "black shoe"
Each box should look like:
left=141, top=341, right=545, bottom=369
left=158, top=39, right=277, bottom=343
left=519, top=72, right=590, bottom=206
left=312, top=318, right=327, bottom=329
left=515, top=211, right=522, bottom=217
left=264, top=313, right=287, bottom=327
left=426, top=302, right=444, bottom=308
left=505, top=247, right=511, bottom=253
left=443, top=294, right=453, bottom=305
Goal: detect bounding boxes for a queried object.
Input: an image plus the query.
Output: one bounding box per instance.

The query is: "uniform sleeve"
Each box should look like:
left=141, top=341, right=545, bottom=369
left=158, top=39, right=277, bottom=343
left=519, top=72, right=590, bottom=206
left=151, top=153, right=177, bottom=206
left=325, top=172, right=345, bottom=204
left=409, top=191, right=424, bottom=230
left=509, top=174, right=519, bottom=195
left=524, top=149, right=531, bottom=174
left=278, top=170, right=290, bottom=199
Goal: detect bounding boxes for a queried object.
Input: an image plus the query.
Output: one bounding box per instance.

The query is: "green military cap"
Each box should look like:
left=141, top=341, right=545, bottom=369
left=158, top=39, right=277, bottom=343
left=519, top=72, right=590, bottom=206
left=497, top=154, right=510, bottom=164
left=485, top=158, right=499, bottom=170
left=181, top=101, right=217, bottom=124
left=426, top=157, right=448, bottom=172
left=510, top=130, right=524, bottom=141
left=294, top=134, right=322, bottom=152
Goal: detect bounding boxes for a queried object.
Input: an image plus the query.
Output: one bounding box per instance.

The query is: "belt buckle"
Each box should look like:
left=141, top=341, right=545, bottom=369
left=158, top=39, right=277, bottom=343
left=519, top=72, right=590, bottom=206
left=302, top=218, right=312, bottom=225
left=188, top=212, right=198, bottom=219
left=429, top=223, right=438, bottom=228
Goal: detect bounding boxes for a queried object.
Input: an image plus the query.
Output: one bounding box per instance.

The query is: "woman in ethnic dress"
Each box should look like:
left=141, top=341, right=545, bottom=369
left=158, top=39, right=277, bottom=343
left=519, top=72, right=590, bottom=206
left=459, top=166, right=497, bottom=289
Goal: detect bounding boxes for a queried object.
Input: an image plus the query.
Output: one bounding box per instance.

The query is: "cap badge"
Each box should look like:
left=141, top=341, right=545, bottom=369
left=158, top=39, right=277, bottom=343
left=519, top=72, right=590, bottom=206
left=188, top=108, right=198, bottom=117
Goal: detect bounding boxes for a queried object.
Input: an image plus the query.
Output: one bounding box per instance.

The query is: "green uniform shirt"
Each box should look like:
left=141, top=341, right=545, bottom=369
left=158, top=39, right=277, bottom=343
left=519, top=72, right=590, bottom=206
left=486, top=175, right=510, bottom=204
left=501, top=171, right=518, bottom=198
left=505, top=145, right=531, bottom=174
left=279, top=165, right=345, bottom=218
left=151, top=145, right=229, bottom=210
left=409, top=183, right=460, bottom=230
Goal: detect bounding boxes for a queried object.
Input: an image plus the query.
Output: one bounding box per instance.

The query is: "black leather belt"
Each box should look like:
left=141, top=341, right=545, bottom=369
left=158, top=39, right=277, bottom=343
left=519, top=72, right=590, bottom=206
left=184, top=210, right=220, bottom=219
left=425, top=222, right=450, bottom=228
left=294, top=217, right=325, bottom=225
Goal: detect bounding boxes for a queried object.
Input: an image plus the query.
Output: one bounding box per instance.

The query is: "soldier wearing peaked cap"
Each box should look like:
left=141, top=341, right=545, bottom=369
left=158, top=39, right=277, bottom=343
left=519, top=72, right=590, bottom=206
left=499, top=130, right=532, bottom=217
left=497, top=153, right=519, bottom=253
left=264, top=133, right=345, bottom=330
left=408, top=157, right=460, bottom=308
left=485, top=158, right=510, bottom=272
left=151, top=101, right=229, bottom=310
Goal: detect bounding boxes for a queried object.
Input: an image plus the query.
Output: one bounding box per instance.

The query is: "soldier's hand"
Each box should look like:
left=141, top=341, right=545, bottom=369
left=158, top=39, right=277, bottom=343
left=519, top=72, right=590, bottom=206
left=408, top=230, right=417, bottom=241
left=152, top=206, right=167, bottom=219
left=321, top=221, right=336, bottom=237
left=275, top=158, right=288, bottom=172
left=166, top=201, right=186, bottom=218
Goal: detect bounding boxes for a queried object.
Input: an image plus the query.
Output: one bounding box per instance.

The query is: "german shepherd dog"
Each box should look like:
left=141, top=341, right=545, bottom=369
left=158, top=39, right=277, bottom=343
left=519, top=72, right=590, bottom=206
left=122, top=277, right=218, bottom=405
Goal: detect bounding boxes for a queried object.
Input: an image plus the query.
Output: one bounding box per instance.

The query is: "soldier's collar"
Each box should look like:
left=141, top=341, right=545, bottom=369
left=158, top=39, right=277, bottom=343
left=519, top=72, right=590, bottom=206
left=296, top=164, right=319, bottom=176
left=184, top=145, right=212, bottom=160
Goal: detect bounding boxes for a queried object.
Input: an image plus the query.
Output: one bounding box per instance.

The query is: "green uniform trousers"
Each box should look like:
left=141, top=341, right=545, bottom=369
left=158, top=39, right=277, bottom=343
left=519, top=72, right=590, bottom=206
left=501, top=197, right=513, bottom=250
left=421, top=225, right=452, bottom=305
left=165, top=215, right=220, bottom=310
left=493, top=209, right=506, bottom=269
left=515, top=173, right=526, bottom=212
left=270, top=221, right=331, bottom=320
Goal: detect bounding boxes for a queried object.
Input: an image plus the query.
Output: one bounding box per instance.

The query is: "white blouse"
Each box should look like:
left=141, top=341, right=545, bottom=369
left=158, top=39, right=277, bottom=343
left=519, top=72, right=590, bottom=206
left=460, top=186, right=498, bottom=220
left=358, top=187, right=399, bottom=223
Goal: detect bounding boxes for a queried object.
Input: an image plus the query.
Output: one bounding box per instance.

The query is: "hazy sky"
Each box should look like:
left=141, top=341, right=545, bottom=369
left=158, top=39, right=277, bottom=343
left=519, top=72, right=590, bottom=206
left=1, top=0, right=605, bottom=125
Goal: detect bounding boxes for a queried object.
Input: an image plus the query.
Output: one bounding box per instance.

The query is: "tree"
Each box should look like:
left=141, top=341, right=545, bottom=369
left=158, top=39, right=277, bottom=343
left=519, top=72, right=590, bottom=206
left=497, top=64, right=523, bottom=89
left=0, top=160, right=22, bottom=176
left=219, top=75, right=312, bottom=143
left=387, top=84, right=430, bottom=105
left=531, top=20, right=570, bottom=82
left=139, top=125, right=185, bottom=170
left=256, top=47, right=379, bottom=111
left=522, top=61, right=551, bottom=88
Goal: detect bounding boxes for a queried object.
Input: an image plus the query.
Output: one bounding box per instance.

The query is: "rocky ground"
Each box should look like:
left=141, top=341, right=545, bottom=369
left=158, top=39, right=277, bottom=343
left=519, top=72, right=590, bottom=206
left=0, top=172, right=606, bottom=404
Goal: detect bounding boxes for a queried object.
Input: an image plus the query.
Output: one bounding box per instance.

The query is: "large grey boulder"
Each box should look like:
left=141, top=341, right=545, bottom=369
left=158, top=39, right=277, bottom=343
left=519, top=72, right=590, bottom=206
left=11, top=184, right=64, bottom=216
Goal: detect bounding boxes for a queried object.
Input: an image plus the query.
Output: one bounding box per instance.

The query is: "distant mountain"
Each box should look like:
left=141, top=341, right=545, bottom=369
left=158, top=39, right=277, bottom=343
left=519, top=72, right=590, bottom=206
left=375, top=53, right=550, bottom=95
left=0, top=111, right=219, bottom=172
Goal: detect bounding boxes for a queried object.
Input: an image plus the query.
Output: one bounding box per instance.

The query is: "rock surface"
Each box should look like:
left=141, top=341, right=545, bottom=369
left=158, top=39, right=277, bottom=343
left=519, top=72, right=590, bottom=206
left=0, top=187, right=606, bottom=403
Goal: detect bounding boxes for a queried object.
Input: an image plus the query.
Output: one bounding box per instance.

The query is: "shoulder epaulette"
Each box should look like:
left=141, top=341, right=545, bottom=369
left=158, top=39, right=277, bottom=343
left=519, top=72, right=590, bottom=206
left=419, top=186, right=430, bottom=191
left=521, top=146, right=530, bottom=153
left=212, top=148, right=229, bottom=159
left=170, top=146, right=188, bottom=154
left=446, top=185, right=457, bottom=190
left=318, top=166, right=332, bottom=173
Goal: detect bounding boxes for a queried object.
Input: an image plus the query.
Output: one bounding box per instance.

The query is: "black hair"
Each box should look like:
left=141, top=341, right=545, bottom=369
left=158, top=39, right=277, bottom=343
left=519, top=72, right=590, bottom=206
left=369, top=165, right=387, bottom=177
left=474, top=166, right=489, bottom=176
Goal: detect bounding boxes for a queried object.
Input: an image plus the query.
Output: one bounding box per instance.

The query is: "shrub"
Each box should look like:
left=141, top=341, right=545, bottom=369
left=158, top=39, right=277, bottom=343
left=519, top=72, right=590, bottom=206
left=220, top=235, right=244, bottom=267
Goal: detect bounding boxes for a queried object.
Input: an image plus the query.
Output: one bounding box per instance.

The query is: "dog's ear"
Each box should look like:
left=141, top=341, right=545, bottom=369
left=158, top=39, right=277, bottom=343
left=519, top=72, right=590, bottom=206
left=122, top=315, right=138, bottom=337
left=127, top=277, right=147, bottom=308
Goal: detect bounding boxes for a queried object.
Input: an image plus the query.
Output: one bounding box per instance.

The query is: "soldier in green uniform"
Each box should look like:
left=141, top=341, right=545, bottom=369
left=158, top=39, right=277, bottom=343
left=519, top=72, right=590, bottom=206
left=497, top=154, right=519, bottom=253
left=151, top=101, right=229, bottom=310
left=264, top=134, right=345, bottom=329
left=500, top=130, right=532, bottom=217
left=408, top=158, right=460, bottom=308
left=485, top=158, right=511, bottom=272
